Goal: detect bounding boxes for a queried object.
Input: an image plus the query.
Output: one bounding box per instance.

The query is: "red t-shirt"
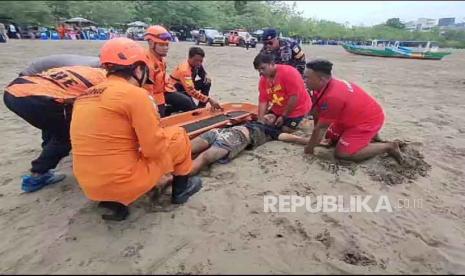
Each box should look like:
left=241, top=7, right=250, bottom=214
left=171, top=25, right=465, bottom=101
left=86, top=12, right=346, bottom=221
left=313, top=78, right=384, bottom=129
left=259, top=64, right=311, bottom=118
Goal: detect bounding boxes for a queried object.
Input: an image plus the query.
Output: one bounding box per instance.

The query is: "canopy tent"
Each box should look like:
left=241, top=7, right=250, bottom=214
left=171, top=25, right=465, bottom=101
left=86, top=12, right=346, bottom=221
left=127, top=21, right=148, bottom=27
left=64, top=17, right=96, bottom=26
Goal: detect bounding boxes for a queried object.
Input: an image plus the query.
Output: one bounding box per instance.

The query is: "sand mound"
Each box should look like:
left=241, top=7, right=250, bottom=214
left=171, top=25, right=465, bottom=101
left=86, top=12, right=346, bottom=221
left=314, top=141, right=432, bottom=185
left=366, top=142, right=432, bottom=185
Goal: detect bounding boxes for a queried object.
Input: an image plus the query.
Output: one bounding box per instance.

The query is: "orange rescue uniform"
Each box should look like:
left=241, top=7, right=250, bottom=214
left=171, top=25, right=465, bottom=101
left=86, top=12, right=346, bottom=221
left=167, top=61, right=210, bottom=104
left=144, top=49, right=169, bottom=105
left=70, top=76, right=192, bottom=205
left=5, top=66, right=107, bottom=102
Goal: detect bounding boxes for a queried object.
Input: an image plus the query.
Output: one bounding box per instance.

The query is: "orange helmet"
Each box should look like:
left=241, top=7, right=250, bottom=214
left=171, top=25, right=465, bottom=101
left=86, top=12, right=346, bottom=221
left=100, top=37, right=149, bottom=68
left=144, top=25, right=172, bottom=44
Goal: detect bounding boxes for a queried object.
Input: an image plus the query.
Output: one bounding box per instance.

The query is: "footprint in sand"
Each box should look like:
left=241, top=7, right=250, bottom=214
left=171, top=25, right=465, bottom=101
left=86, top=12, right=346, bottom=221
left=315, top=229, right=334, bottom=249
left=320, top=214, right=342, bottom=227
left=272, top=217, right=311, bottom=242
left=1, top=177, right=13, bottom=186
left=121, top=243, right=144, bottom=258
left=214, top=171, right=235, bottom=180
left=341, top=249, right=377, bottom=266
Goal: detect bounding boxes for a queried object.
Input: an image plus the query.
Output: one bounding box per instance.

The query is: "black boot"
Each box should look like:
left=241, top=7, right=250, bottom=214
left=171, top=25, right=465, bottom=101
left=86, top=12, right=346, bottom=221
left=171, top=175, right=202, bottom=204
left=98, top=201, right=129, bottom=221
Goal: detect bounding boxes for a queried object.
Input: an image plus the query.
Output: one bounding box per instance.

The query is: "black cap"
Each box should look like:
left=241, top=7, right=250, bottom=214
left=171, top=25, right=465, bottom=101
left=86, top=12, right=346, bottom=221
left=262, top=28, right=277, bottom=40
left=306, top=59, right=333, bottom=75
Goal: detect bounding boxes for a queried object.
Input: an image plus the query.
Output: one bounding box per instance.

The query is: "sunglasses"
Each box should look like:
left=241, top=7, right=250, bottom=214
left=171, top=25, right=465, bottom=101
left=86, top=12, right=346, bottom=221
left=145, top=32, right=172, bottom=42
left=264, top=40, right=274, bottom=46
left=157, top=32, right=172, bottom=41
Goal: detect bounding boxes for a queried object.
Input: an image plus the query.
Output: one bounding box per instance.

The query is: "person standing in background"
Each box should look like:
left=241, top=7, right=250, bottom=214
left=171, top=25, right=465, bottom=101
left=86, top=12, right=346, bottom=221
left=0, top=23, right=8, bottom=43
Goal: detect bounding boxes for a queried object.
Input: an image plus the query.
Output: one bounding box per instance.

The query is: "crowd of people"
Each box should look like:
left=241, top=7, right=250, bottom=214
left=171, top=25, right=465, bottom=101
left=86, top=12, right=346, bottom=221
left=3, top=26, right=403, bottom=221
left=0, top=22, right=120, bottom=43
left=0, top=22, right=20, bottom=42
left=56, top=24, right=120, bottom=40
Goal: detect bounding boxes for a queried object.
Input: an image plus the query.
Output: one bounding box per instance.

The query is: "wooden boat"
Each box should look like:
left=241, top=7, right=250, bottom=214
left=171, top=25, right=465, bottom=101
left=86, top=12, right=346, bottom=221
left=342, top=40, right=451, bottom=60
left=160, top=102, right=258, bottom=138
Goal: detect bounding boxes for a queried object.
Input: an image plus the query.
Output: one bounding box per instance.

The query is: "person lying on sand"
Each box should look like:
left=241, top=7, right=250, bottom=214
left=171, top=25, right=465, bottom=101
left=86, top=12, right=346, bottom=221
left=303, top=58, right=403, bottom=163
left=189, top=113, right=308, bottom=175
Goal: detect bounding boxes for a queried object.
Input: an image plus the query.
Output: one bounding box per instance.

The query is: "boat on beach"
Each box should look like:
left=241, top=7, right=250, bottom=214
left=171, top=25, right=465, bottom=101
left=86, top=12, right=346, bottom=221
left=342, top=40, right=452, bottom=60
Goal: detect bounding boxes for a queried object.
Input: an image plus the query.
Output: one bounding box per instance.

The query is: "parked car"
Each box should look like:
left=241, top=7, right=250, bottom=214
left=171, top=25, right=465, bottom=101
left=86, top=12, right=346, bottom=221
left=18, top=24, right=42, bottom=39
left=126, top=26, right=146, bottom=41
left=225, top=29, right=257, bottom=48
left=195, top=28, right=225, bottom=46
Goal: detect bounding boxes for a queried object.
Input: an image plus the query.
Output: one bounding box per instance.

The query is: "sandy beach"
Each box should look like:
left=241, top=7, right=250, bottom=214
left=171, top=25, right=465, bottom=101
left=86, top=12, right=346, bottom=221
left=0, top=40, right=464, bottom=274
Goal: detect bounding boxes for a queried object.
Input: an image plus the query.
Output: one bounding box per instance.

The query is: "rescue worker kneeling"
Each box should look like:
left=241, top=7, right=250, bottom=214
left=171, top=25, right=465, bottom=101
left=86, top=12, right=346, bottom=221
left=70, top=38, right=202, bottom=221
left=166, top=47, right=222, bottom=113
left=3, top=65, right=107, bottom=192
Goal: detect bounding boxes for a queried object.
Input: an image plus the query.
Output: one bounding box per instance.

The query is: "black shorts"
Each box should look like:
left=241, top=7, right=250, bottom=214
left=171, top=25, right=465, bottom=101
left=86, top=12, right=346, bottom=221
left=269, top=111, right=304, bottom=130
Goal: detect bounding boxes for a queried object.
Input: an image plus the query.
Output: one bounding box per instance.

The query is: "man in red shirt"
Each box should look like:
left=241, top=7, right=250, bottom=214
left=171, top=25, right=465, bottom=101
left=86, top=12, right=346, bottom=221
left=253, top=53, right=312, bottom=133
left=303, top=59, right=403, bottom=163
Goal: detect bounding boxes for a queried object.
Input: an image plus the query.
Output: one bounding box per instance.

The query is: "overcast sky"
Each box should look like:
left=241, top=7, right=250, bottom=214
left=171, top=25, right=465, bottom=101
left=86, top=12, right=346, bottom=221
left=287, top=1, right=465, bottom=26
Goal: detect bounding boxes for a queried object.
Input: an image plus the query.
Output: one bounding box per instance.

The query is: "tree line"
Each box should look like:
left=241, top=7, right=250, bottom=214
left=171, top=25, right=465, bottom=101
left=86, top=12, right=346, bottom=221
left=1, top=0, right=464, bottom=48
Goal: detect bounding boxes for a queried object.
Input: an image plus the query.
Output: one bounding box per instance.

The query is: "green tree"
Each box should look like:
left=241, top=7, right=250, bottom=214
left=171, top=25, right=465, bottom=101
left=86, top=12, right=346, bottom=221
left=0, top=1, right=53, bottom=25
left=234, top=1, right=248, bottom=13
left=47, top=0, right=71, bottom=22
left=1, top=0, right=463, bottom=48
left=385, top=18, right=405, bottom=29
left=133, top=1, right=217, bottom=29
left=67, top=1, right=134, bottom=26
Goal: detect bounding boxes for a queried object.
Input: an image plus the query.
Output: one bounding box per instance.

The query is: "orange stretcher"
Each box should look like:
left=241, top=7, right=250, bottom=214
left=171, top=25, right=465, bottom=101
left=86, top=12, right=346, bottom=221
left=160, top=102, right=258, bottom=138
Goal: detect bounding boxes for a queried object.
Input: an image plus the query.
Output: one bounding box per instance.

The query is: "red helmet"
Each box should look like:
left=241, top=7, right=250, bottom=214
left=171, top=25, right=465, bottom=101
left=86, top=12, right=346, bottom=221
left=144, top=25, right=172, bottom=44
left=100, top=37, right=149, bottom=67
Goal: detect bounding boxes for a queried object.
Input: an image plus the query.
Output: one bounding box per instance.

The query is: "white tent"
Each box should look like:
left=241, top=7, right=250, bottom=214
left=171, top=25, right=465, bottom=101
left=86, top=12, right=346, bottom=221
left=127, top=21, right=148, bottom=27
left=65, top=17, right=96, bottom=25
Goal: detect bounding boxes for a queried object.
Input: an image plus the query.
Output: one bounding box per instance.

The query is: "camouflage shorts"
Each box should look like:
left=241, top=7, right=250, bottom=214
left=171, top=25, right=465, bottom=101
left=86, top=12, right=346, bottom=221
left=199, top=127, right=249, bottom=163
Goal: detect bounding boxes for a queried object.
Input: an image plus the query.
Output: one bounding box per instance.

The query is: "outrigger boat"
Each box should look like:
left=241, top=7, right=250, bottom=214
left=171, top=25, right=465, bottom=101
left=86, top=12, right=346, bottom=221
left=161, top=102, right=258, bottom=138
left=342, top=40, right=451, bottom=60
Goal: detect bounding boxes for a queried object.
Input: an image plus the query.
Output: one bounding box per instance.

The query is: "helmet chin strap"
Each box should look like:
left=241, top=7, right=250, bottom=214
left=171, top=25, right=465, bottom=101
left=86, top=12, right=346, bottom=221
left=132, top=65, right=148, bottom=87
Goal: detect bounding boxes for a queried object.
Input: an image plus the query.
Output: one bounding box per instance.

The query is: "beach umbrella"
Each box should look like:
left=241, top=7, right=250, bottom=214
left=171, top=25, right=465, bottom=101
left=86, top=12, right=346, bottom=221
left=127, top=21, right=148, bottom=27
left=65, top=17, right=96, bottom=26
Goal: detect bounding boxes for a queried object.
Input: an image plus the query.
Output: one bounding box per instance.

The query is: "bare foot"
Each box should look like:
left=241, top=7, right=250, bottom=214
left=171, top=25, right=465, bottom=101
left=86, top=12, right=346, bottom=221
left=388, top=141, right=404, bottom=165
left=318, top=138, right=334, bottom=148
left=372, top=133, right=386, bottom=143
